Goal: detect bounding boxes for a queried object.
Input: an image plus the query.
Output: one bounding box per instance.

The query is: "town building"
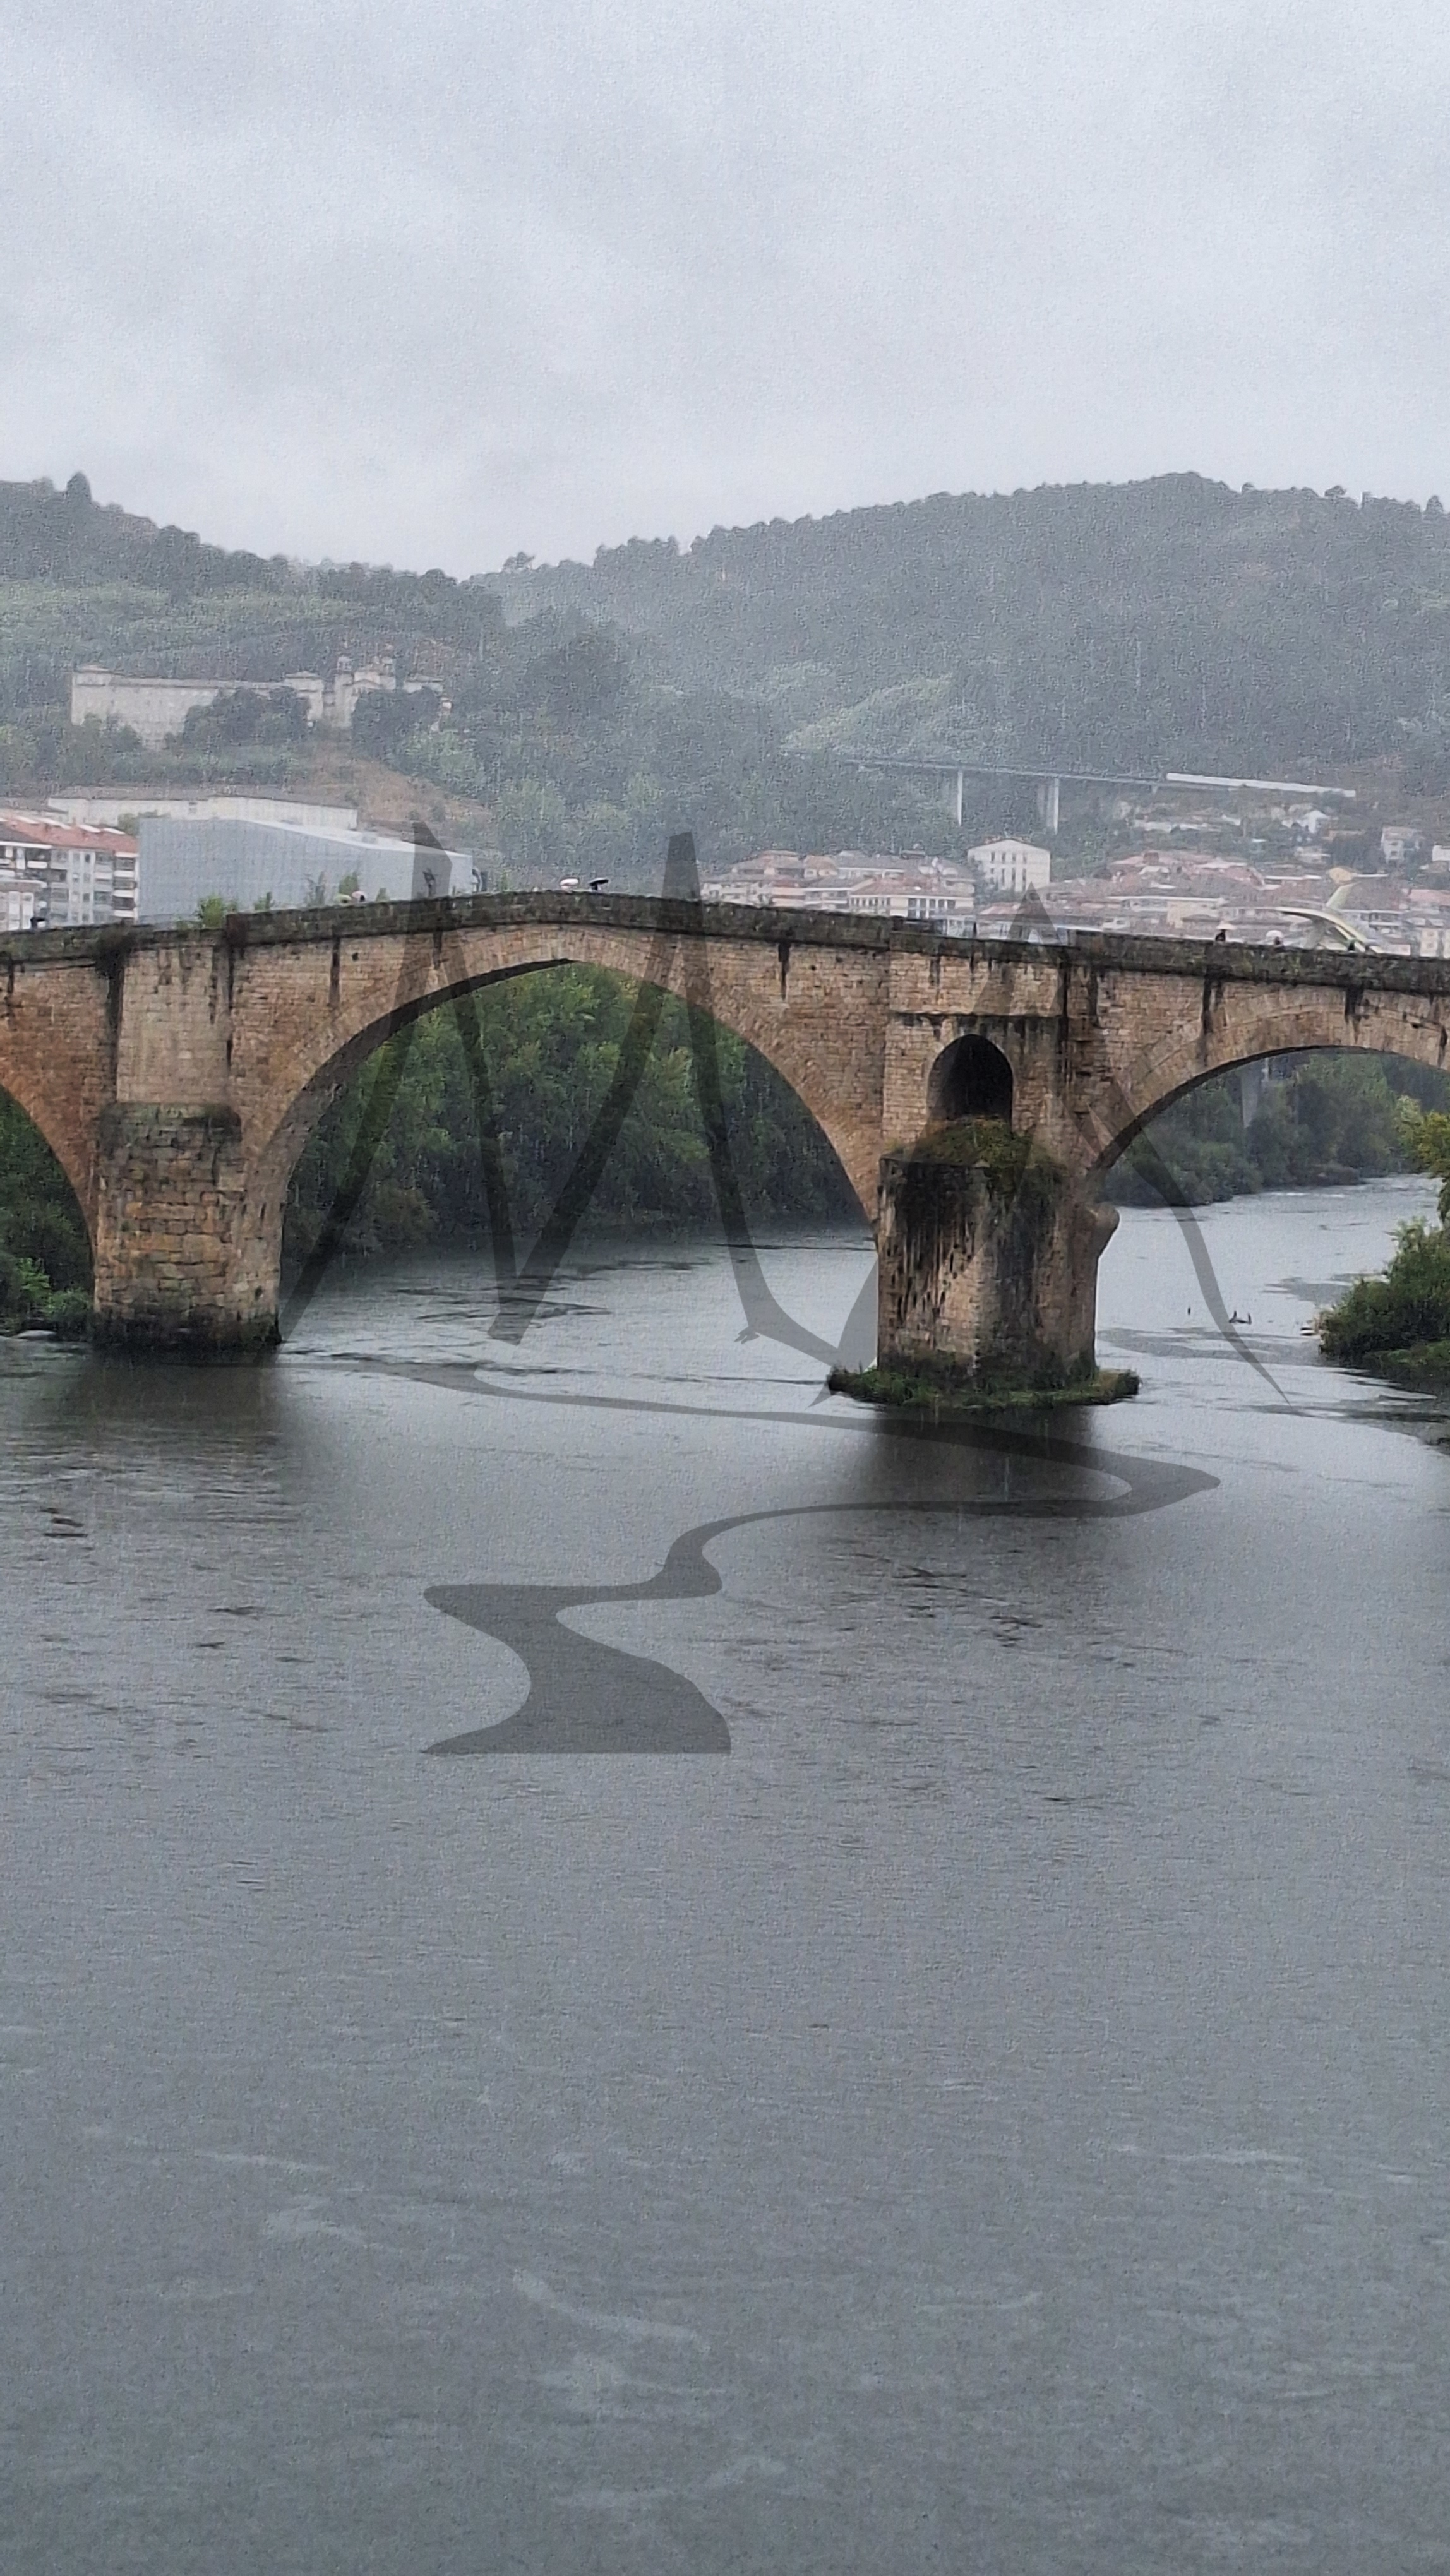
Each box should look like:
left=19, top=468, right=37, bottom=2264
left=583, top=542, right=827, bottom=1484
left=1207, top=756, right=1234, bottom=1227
left=51, top=793, right=360, bottom=833
left=967, top=838, right=1052, bottom=895
left=0, top=876, right=38, bottom=932
left=1409, top=886, right=1450, bottom=957
left=700, top=849, right=980, bottom=927
left=1381, top=823, right=1423, bottom=868
left=0, top=813, right=139, bottom=925
left=696, top=839, right=1450, bottom=954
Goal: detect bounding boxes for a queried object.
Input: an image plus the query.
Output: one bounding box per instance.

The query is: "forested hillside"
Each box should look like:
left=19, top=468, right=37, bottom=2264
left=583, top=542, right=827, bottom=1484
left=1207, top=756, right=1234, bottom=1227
left=494, top=476, right=1450, bottom=782
left=9, top=468, right=1450, bottom=882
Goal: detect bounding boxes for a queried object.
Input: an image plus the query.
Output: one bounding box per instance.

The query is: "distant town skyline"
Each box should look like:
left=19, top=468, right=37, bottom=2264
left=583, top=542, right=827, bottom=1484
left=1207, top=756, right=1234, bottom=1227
left=4, top=1, right=1448, bottom=573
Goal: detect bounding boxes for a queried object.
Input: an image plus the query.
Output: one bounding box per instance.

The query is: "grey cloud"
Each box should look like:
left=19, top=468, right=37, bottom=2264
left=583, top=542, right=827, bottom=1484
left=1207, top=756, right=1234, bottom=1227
left=2, top=0, right=1447, bottom=567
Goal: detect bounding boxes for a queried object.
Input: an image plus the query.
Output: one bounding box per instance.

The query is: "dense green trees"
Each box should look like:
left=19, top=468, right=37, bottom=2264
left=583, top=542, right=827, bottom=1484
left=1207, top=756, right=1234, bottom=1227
left=506, top=475, right=1450, bottom=777
left=1317, top=1100, right=1450, bottom=1377
left=1108, top=1055, right=1446, bottom=1207
left=178, top=686, right=310, bottom=750
left=13, top=467, right=1450, bottom=883
left=351, top=685, right=443, bottom=761
left=283, top=967, right=856, bottom=1267
left=1318, top=1223, right=1450, bottom=1373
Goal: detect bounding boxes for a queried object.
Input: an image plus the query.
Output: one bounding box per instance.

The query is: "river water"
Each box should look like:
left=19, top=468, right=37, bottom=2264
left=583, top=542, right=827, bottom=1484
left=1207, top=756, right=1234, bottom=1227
left=4, top=1177, right=1450, bottom=2573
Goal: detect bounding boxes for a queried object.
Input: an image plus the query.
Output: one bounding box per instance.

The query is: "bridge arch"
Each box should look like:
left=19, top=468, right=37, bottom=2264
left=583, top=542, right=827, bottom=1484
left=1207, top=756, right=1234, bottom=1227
left=243, top=933, right=877, bottom=1293
left=0, top=1075, right=95, bottom=1327
left=1091, top=986, right=1450, bottom=1174
left=0, top=1066, right=97, bottom=1245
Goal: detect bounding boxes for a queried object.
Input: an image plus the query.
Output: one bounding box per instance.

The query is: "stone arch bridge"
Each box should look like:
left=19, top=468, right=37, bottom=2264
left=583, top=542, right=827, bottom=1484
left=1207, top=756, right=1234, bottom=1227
left=4, top=888, right=1449, bottom=1375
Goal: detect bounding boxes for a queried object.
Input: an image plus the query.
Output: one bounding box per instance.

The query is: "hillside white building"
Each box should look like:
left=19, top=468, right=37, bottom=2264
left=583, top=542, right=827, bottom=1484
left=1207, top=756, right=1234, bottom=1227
left=70, top=655, right=437, bottom=750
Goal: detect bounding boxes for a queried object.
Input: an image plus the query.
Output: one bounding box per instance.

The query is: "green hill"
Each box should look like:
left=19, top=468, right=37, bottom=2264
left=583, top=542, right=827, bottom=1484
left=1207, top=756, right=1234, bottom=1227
left=8, top=467, right=1450, bottom=881
left=492, top=475, right=1450, bottom=782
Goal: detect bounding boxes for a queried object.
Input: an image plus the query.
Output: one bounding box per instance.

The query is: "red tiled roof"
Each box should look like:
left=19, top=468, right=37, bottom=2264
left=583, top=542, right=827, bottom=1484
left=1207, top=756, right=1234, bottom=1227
left=0, top=812, right=138, bottom=854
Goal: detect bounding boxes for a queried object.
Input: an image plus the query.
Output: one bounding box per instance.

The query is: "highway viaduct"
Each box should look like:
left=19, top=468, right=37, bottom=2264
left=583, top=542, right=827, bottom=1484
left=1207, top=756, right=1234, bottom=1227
left=5, top=879, right=1450, bottom=1377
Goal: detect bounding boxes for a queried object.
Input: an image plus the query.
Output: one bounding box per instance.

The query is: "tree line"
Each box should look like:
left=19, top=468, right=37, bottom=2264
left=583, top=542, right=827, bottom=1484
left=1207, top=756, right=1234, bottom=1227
left=1107, top=1054, right=1449, bottom=1207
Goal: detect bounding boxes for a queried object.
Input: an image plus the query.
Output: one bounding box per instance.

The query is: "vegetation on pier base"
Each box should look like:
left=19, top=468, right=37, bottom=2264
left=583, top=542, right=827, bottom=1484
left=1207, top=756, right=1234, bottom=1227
left=901, top=1118, right=1041, bottom=1178
left=827, top=1361, right=1140, bottom=1416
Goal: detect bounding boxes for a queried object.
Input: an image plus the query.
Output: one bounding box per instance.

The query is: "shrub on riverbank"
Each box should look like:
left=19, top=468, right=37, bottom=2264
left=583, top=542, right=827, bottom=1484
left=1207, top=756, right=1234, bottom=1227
left=1319, top=1221, right=1450, bottom=1368
left=1317, top=1105, right=1450, bottom=1380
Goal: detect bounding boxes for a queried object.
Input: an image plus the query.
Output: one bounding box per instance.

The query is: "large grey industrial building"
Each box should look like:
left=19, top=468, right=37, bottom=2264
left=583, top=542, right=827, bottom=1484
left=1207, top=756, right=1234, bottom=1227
left=136, top=816, right=484, bottom=921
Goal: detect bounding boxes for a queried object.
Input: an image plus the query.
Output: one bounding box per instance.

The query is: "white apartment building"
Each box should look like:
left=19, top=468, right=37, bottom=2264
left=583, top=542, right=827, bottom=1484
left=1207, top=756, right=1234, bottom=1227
left=0, top=814, right=139, bottom=925
left=135, top=815, right=479, bottom=920
left=0, top=876, right=39, bottom=932
left=825, top=870, right=975, bottom=926
left=968, top=838, right=1052, bottom=895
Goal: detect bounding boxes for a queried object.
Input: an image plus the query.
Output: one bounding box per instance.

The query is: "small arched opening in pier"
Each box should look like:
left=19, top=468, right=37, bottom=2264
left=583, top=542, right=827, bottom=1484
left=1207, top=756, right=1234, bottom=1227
left=928, top=1033, right=1014, bottom=1125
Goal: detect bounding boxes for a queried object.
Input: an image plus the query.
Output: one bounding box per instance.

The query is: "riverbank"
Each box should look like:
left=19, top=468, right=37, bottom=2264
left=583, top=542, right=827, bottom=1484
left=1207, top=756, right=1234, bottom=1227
left=1350, top=1340, right=1450, bottom=1390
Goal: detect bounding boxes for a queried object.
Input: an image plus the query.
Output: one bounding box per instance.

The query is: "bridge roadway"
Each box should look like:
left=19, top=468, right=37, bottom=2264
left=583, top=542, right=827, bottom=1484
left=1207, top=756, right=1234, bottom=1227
left=4, top=886, right=1450, bottom=1369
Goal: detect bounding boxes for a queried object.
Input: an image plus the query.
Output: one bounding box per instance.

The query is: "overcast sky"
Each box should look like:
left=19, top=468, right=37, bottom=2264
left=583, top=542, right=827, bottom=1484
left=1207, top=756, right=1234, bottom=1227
left=3, top=1, right=1447, bottom=571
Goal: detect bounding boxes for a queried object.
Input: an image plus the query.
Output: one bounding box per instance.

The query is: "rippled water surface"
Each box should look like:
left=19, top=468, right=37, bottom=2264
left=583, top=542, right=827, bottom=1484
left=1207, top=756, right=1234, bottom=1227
left=5, top=1179, right=1450, bottom=2573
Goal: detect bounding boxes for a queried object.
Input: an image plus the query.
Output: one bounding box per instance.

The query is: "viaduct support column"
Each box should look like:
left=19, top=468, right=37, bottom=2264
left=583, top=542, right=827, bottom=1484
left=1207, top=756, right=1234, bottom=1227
left=91, top=1106, right=279, bottom=1354
left=875, top=1130, right=1117, bottom=1388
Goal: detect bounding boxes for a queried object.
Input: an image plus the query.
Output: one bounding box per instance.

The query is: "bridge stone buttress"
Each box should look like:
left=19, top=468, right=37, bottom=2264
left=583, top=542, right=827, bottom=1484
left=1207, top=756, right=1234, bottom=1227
left=4, top=897, right=1450, bottom=1375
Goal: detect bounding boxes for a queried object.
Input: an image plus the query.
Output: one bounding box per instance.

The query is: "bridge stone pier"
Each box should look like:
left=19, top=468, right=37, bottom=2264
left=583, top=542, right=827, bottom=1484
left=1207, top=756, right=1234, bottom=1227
left=5, top=885, right=1450, bottom=1376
